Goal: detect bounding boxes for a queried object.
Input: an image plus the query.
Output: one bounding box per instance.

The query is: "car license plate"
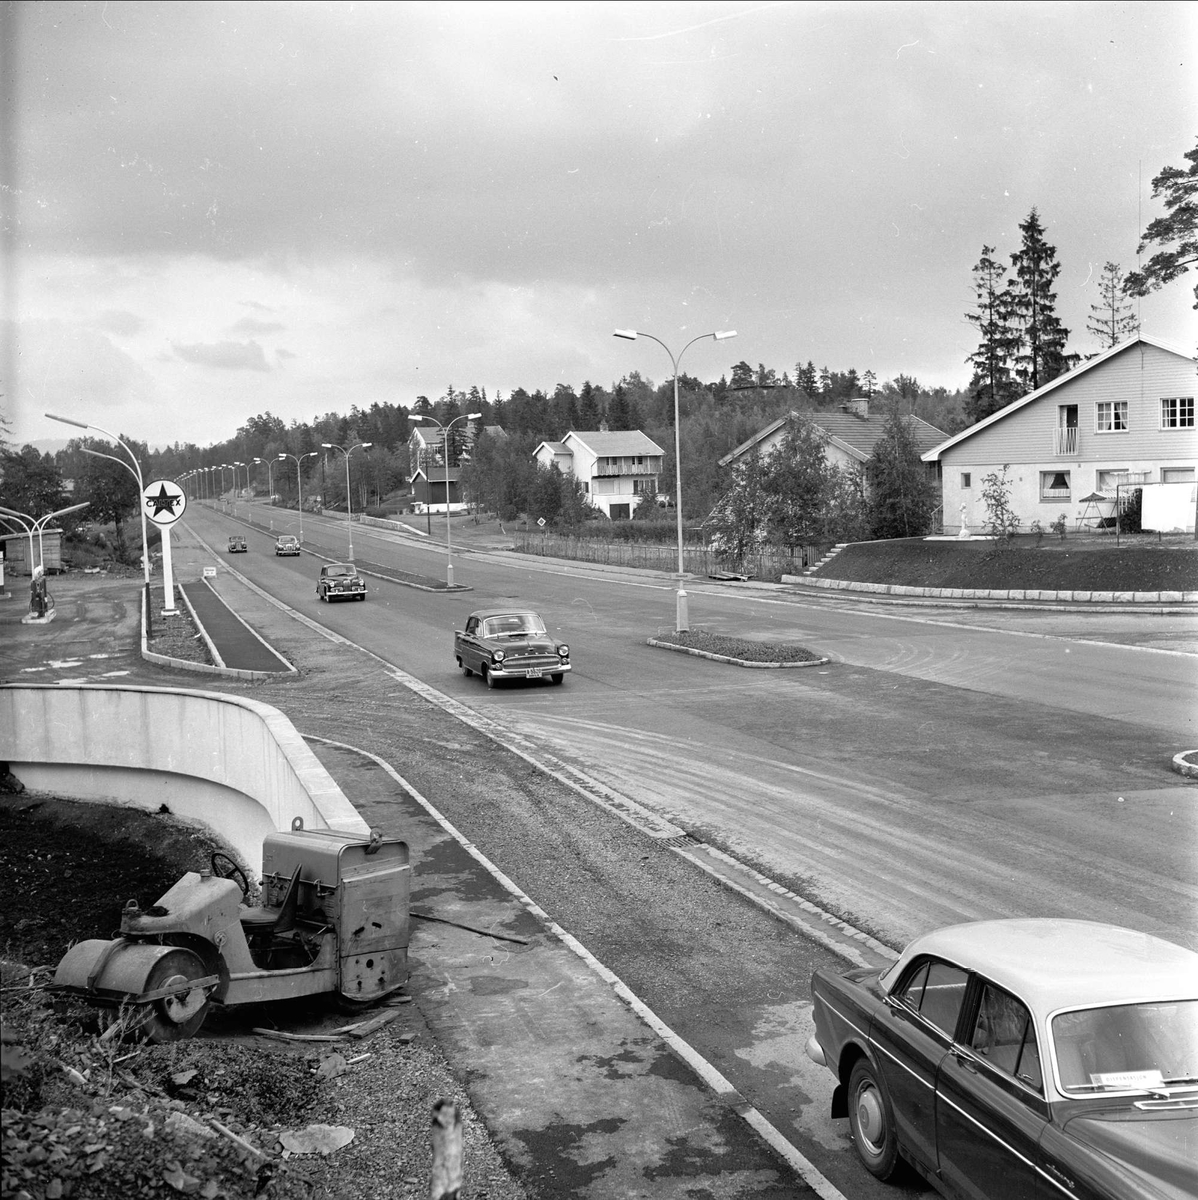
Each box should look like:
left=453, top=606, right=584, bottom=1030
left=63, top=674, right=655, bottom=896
left=526, top=669, right=542, bottom=678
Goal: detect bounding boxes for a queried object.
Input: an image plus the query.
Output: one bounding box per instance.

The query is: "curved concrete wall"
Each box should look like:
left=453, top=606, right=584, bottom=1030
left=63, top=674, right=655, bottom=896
left=1, top=684, right=368, bottom=869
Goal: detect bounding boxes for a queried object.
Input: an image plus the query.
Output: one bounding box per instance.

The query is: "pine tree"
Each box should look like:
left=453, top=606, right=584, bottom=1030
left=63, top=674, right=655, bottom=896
left=1087, top=262, right=1140, bottom=350
left=862, top=369, right=877, bottom=397
left=577, top=381, right=603, bottom=429
left=965, top=244, right=1020, bottom=422
left=1124, top=139, right=1198, bottom=308
left=1007, top=209, right=1075, bottom=393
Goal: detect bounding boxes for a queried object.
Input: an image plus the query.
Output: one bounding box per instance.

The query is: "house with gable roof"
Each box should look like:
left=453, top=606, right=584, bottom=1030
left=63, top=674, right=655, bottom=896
left=922, top=334, right=1196, bottom=535
left=719, top=398, right=947, bottom=486
left=532, top=429, right=665, bottom=519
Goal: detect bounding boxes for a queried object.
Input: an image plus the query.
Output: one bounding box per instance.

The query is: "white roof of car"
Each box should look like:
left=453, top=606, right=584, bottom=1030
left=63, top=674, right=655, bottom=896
left=886, top=919, right=1198, bottom=1014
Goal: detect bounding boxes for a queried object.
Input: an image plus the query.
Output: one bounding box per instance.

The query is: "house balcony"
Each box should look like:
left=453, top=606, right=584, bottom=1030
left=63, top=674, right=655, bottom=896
left=592, top=462, right=662, bottom=477
left=1053, top=427, right=1078, bottom=455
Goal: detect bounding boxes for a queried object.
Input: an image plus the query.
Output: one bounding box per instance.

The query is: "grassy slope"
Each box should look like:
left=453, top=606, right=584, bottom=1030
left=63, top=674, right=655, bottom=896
left=811, top=536, right=1198, bottom=592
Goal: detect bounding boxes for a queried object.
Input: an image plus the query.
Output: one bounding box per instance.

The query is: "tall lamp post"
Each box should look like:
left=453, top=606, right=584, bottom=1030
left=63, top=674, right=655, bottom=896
left=410, top=412, right=481, bottom=588
left=45, top=411, right=152, bottom=605
left=612, top=328, right=736, bottom=632
left=0, top=501, right=90, bottom=579
left=320, top=442, right=372, bottom=560
left=253, top=456, right=276, bottom=502
left=278, top=452, right=317, bottom=543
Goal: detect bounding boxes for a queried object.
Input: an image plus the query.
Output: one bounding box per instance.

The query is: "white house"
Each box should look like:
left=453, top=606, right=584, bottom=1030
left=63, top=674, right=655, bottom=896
left=532, top=429, right=665, bottom=519
left=922, top=335, right=1197, bottom=535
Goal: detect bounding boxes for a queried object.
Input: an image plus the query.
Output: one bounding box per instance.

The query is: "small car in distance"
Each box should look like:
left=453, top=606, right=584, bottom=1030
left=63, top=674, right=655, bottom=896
left=275, top=534, right=300, bottom=556
left=316, top=563, right=366, bottom=602
left=454, top=609, right=570, bottom=687
left=805, top=918, right=1198, bottom=1200
left=227, top=535, right=247, bottom=553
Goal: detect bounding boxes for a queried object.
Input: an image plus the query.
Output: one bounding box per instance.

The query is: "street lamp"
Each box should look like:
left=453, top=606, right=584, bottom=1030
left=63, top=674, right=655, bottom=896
left=278, top=452, right=317, bottom=543
left=320, top=442, right=372, bottom=560
left=0, top=501, right=90, bottom=580
left=410, top=412, right=481, bottom=588
left=45, top=412, right=151, bottom=595
left=233, top=461, right=247, bottom=496
left=253, top=457, right=276, bottom=502
left=612, top=328, right=737, bottom=632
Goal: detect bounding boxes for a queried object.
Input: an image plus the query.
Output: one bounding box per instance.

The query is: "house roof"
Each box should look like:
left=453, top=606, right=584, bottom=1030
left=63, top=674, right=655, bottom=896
left=565, top=430, right=665, bottom=457
left=719, top=408, right=948, bottom=468
left=534, top=440, right=570, bottom=456
left=921, top=333, right=1196, bottom=462
left=411, top=465, right=461, bottom=482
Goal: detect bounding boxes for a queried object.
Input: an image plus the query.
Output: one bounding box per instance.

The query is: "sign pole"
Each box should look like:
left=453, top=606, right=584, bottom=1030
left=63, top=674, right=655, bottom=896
left=141, top=479, right=187, bottom=617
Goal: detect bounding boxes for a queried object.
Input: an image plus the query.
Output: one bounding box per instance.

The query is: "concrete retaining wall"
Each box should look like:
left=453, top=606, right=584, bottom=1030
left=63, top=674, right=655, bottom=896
left=1, top=684, right=369, bottom=869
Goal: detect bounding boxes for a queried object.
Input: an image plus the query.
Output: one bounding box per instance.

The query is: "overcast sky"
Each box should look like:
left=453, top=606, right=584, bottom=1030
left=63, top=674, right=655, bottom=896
left=2, top=1, right=1194, bottom=450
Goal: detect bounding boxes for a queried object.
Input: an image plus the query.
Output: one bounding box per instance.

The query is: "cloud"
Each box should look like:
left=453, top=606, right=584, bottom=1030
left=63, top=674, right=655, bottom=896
left=95, top=310, right=145, bottom=336
left=172, top=340, right=271, bottom=371
left=229, top=317, right=285, bottom=334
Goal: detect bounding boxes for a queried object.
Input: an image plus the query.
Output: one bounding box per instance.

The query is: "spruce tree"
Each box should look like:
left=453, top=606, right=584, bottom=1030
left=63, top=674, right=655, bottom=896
left=1007, top=209, right=1075, bottom=393
left=1087, top=262, right=1140, bottom=350
left=1124, top=139, right=1198, bottom=308
left=965, top=244, right=1019, bottom=422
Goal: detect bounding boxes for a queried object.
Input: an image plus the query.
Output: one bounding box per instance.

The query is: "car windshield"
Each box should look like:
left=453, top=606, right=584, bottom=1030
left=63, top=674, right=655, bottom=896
left=482, top=614, right=546, bottom=638
left=326, top=566, right=353, bottom=577
left=1052, top=999, right=1198, bottom=1094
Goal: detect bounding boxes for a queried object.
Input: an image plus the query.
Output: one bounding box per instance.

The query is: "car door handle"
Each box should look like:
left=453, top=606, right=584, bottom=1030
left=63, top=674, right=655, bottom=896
left=951, top=1049, right=979, bottom=1073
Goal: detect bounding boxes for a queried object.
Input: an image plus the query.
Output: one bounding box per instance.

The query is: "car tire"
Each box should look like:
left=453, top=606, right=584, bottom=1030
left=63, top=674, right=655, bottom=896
left=549, top=673, right=564, bottom=686
left=485, top=666, right=497, bottom=689
left=847, top=1058, right=901, bottom=1181
left=458, top=658, right=472, bottom=677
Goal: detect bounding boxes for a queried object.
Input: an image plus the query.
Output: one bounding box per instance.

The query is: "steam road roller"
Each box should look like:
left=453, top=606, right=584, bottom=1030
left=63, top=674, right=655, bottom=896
left=53, top=818, right=410, bottom=1042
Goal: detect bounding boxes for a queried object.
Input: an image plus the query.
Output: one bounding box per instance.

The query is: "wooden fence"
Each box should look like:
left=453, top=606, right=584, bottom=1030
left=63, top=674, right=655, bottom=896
left=511, top=531, right=816, bottom=580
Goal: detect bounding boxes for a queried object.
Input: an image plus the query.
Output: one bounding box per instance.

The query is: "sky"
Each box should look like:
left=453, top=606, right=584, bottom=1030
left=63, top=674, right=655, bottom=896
left=2, top=1, right=1195, bottom=451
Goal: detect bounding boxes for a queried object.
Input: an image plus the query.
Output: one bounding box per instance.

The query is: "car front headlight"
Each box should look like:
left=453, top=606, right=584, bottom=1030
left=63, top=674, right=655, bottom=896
left=492, top=650, right=506, bottom=663
left=557, top=645, right=569, bottom=657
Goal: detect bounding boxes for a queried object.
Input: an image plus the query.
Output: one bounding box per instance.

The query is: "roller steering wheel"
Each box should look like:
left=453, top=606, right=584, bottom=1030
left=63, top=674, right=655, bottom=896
left=210, top=852, right=250, bottom=898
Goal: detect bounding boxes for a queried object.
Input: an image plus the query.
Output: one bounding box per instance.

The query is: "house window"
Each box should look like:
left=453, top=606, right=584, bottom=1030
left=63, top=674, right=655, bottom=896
left=632, top=478, right=657, bottom=494
left=581, top=482, right=589, bottom=493
left=1040, top=471, right=1071, bottom=500
left=1096, top=401, right=1128, bottom=433
left=1162, top=467, right=1195, bottom=483
left=1096, top=469, right=1128, bottom=495
left=1161, top=397, right=1195, bottom=428
left=961, top=473, right=971, bottom=489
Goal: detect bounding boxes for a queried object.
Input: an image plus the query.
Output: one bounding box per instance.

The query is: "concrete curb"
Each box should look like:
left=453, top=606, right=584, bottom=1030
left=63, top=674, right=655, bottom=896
left=783, top=574, right=1198, bottom=605
left=647, top=637, right=830, bottom=669
left=1171, top=751, right=1198, bottom=780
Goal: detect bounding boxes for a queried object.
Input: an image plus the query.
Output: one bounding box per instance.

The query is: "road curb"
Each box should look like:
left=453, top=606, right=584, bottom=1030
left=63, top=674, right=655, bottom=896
left=1171, top=750, right=1198, bottom=780
left=647, top=637, right=830, bottom=669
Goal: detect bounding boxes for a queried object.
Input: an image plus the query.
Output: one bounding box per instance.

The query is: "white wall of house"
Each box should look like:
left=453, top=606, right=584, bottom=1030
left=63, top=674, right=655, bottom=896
left=933, top=340, right=1196, bottom=534
left=551, top=432, right=664, bottom=519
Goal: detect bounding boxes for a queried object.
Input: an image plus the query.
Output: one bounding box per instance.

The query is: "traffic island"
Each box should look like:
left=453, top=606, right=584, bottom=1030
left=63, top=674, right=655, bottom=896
left=648, top=629, right=828, bottom=668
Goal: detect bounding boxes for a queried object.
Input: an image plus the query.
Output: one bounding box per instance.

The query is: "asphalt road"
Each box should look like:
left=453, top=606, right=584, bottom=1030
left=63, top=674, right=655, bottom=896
left=198, top=503, right=1198, bottom=954
left=11, top=505, right=1193, bottom=1199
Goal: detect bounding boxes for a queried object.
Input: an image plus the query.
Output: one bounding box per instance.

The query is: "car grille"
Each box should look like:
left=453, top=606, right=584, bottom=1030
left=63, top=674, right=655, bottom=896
left=502, top=653, right=563, bottom=670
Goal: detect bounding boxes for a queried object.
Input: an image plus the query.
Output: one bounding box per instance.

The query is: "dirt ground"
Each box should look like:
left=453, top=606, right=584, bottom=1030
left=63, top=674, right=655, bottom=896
left=0, top=795, right=525, bottom=1200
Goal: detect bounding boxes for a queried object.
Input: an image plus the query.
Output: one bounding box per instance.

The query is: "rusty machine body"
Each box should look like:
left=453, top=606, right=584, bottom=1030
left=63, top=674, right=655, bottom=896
left=53, top=818, right=409, bottom=1041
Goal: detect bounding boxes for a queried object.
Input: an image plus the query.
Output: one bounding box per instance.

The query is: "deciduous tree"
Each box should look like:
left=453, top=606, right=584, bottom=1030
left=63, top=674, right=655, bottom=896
left=866, top=405, right=938, bottom=538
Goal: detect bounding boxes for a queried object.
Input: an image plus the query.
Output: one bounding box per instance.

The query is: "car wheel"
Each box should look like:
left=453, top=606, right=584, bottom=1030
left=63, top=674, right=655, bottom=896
left=458, top=658, right=472, bottom=677
left=485, top=666, right=497, bottom=689
left=847, top=1058, right=901, bottom=1180
left=549, top=673, right=564, bottom=686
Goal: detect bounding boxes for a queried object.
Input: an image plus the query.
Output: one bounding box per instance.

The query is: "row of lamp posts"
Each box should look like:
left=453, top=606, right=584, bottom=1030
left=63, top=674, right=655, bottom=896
left=31, top=326, right=734, bottom=631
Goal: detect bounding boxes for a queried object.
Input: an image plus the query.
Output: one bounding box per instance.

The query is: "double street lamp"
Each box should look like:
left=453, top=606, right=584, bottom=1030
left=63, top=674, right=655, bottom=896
left=612, top=328, right=737, bottom=632
left=253, top=456, right=276, bottom=502
left=277, top=452, right=318, bottom=543
left=410, top=412, right=481, bottom=588
left=321, top=442, right=372, bottom=560
left=45, top=412, right=151, bottom=592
